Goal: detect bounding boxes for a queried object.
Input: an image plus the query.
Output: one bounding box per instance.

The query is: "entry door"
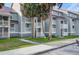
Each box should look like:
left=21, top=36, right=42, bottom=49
left=0, top=27, right=8, bottom=37
left=0, top=28, right=2, bottom=37
left=3, top=27, right=8, bottom=37
left=36, top=28, right=41, bottom=37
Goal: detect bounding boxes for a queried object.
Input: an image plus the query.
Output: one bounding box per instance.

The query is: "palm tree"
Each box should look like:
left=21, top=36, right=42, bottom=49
left=37, top=4, right=49, bottom=37
left=38, top=3, right=62, bottom=40
left=20, top=3, right=40, bottom=38
left=47, top=3, right=62, bottom=40
left=20, top=3, right=62, bottom=39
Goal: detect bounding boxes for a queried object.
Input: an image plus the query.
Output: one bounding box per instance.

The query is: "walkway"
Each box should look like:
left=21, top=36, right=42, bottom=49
left=41, top=44, right=79, bottom=55
left=19, top=39, right=40, bottom=44
left=0, top=38, right=78, bottom=55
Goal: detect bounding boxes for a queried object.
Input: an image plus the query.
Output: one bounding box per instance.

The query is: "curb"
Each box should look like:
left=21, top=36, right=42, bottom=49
left=33, top=42, right=76, bottom=55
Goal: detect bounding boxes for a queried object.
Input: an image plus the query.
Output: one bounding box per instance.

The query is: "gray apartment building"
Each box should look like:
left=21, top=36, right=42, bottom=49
left=0, top=3, right=79, bottom=38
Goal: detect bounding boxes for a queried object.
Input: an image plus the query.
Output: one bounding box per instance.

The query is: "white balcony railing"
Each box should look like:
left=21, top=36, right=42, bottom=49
left=3, top=21, right=8, bottom=26
left=0, top=21, right=8, bottom=27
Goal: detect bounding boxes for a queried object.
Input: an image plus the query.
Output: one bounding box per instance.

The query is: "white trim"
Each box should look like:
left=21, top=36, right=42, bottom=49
left=10, top=32, right=20, bottom=33
left=10, top=32, right=31, bottom=34
left=8, top=16, right=10, bottom=38
left=21, top=32, right=32, bottom=33
left=11, top=19, right=18, bottom=21
left=0, top=13, right=11, bottom=16
left=68, top=32, right=75, bottom=33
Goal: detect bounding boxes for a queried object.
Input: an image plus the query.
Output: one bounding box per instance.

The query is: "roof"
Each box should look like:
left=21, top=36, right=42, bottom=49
left=53, top=8, right=79, bottom=15
left=0, top=6, right=15, bottom=16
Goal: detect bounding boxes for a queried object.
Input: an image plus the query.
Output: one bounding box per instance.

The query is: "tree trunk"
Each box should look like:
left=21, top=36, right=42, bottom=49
left=48, top=6, right=53, bottom=40
left=31, top=17, right=35, bottom=38
left=41, top=17, right=45, bottom=37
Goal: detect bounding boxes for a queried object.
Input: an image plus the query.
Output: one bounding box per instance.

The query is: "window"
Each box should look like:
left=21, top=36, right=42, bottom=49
left=0, top=28, right=2, bottom=36
left=72, top=26, right=74, bottom=29
left=0, top=20, right=2, bottom=25
left=26, top=23, right=30, bottom=28
left=4, top=28, right=8, bottom=32
left=11, top=13, right=18, bottom=20
left=72, top=19, right=74, bottom=21
left=0, top=15, right=2, bottom=20
left=11, top=24, right=14, bottom=27
left=35, top=19, right=36, bottom=23
left=59, top=12, right=63, bottom=16
left=3, top=16, right=8, bottom=20
left=10, top=24, right=15, bottom=32
left=4, top=28, right=8, bottom=36
left=10, top=16, right=12, bottom=19
left=61, top=21, right=63, bottom=24
left=64, top=20, right=67, bottom=24
left=53, top=17, right=56, bottom=20
left=38, top=19, right=41, bottom=22
left=52, top=24, right=56, bottom=28
left=38, top=28, right=41, bottom=32
left=64, top=29, right=67, bottom=32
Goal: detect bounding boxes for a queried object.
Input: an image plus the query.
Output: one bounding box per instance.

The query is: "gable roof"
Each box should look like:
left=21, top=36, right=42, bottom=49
left=0, top=6, right=15, bottom=16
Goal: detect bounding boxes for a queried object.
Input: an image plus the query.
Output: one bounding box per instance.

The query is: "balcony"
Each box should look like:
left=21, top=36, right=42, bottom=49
left=3, top=21, right=8, bottom=26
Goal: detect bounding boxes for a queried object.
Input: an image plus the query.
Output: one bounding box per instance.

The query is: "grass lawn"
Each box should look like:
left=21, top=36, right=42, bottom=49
left=25, top=36, right=79, bottom=43
left=0, top=35, right=79, bottom=51
left=0, top=38, right=34, bottom=51
left=25, top=37, right=61, bottom=43
left=64, top=36, right=79, bottom=39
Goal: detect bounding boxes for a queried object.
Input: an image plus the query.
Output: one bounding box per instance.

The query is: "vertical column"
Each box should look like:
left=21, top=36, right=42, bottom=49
left=20, top=16, right=23, bottom=37
left=41, top=19, right=45, bottom=37
left=2, top=18, right=4, bottom=37
left=8, top=16, right=10, bottom=38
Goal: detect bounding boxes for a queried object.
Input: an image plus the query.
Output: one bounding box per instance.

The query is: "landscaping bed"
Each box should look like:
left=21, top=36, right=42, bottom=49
left=0, top=38, right=34, bottom=51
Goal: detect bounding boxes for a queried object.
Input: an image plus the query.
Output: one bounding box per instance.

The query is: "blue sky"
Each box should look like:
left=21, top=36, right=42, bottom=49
left=61, top=3, right=79, bottom=12
left=5, top=3, right=12, bottom=8
left=4, top=3, right=79, bottom=12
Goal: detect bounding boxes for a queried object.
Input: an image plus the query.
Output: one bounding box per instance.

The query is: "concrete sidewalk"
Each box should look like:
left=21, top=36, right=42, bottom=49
left=0, top=38, right=78, bottom=55
left=0, top=44, right=53, bottom=55
left=19, top=39, right=40, bottom=44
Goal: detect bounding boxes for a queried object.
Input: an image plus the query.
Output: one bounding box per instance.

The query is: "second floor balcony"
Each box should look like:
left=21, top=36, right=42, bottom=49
left=0, top=15, right=9, bottom=27
left=0, top=20, right=9, bottom=27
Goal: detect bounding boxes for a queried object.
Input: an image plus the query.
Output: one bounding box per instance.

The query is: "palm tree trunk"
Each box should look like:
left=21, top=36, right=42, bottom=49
left=31, top=17, right=35, bottom=38
left=48, top=6, right=53, bottom=40
left=41, top=17, right=45, bottom=37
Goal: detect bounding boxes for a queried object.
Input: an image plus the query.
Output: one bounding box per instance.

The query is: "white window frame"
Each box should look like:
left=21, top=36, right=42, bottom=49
left=10, top=23, right=16, bottom=32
